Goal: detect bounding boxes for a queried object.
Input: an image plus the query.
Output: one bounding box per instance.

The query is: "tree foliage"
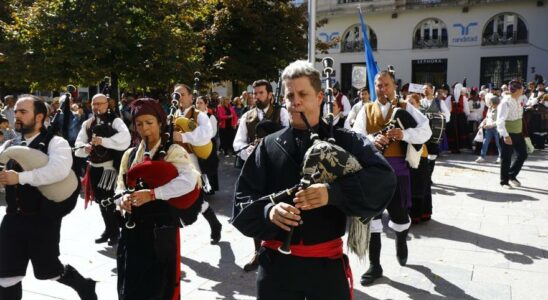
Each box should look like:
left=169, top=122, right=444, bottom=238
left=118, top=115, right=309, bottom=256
left=0, top=0, right=310, bottom=92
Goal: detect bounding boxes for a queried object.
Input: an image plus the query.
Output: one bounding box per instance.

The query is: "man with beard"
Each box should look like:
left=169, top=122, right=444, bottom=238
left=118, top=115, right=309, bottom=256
left=75, top=93, right=131, bottom=246
left=173, top=83, right=223, bottom=245
left=233, top=79, right=290, bottom=272
left=0, top=95, right=97, bottom=300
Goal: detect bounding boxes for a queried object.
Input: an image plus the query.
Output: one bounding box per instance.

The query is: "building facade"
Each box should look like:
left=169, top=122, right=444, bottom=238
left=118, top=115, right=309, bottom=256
left=315, top=0, right=548, bottom=96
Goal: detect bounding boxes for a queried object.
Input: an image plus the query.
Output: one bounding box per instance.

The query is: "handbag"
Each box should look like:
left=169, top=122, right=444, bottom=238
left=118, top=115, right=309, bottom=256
left=473, top=129, right=484, bottom=143
left=524, top=137, right=535, bottom=154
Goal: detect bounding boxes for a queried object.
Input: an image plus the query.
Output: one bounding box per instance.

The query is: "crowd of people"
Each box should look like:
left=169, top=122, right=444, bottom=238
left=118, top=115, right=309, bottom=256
left=0, top=62, right=545, bottom=299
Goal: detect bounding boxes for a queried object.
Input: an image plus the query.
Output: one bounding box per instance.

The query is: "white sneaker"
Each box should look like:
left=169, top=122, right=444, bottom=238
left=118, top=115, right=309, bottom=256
left=509, top=179, right=521, bottom=187
left=495, top=157, right=501, bottom=164
left=475, top=157, right=486, bottom=163
left=501, top=184, right=512, bottom=190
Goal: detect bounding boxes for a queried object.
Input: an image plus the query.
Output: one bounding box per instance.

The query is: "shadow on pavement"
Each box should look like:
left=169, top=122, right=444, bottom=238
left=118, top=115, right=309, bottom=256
left=182, top=241, right=255, bottom=299
left=432, top=183, right=539, bottom=202
left=378, top=264, right=480, bottom=300
left=412, top=220, right=544, bottom=264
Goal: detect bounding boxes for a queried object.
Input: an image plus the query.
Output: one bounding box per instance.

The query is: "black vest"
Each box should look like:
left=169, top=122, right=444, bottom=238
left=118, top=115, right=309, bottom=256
left=86, top=113, right=119, bottom=164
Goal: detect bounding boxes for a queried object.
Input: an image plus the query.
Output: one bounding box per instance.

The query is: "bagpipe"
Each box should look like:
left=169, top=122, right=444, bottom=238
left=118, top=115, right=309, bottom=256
left=107, top=96, right=203, bottom=229
left=0, top=86, right=79, bottom=218
left=171, top=72, right=213, bottom=160
left=233, top=58, right=368, bottom=256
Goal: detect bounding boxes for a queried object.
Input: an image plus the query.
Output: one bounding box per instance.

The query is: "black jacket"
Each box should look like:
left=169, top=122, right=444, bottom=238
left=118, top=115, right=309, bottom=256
left=232, top=122, right=396, bottom=245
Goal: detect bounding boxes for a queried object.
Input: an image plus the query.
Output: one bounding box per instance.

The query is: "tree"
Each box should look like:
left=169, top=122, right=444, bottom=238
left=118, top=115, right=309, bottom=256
left=201, top=0, right=308, bottom=83
left=0, top=0, right=208, bottom=93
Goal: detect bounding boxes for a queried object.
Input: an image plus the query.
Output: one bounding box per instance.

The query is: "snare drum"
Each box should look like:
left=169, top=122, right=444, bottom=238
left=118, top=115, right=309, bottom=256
left=426, top=113, right=446, bottom=144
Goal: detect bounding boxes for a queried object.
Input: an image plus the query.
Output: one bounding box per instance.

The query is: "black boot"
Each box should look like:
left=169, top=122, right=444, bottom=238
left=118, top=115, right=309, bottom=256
left=57, top=265, right=97, bottom=300
left=243, top=238, right=261, bottom=272
left=395, top=229, right=409, bottom=266
left=361, top=233, right=383, bottom=286
left=202, top=206, right=222, bottom=245
left=94, top=231, right=109, bottom=244
left=0, top=282, right=22, bottom=300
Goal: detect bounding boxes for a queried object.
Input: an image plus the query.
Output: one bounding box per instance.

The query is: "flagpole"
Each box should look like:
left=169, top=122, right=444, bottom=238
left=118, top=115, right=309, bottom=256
left=308, top=0, right=316, bottom=64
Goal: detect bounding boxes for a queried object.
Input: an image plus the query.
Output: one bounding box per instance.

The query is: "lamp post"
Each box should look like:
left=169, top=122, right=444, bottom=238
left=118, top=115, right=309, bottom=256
left=308, top=0, right=316, bottom=64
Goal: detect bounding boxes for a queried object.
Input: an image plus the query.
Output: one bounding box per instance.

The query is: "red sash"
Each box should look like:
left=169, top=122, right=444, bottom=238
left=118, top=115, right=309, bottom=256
left=262, top=238, right=354, bottom=300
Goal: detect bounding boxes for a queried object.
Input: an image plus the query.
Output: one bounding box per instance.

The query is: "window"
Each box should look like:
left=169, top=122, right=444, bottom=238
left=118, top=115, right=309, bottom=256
left=413, top=18, right=448, bottom=49
left=341, top=24, right=377, bottom=53
left=482, top=13, right=528, bottom=46
left=480, top=56, right=527, bottom=87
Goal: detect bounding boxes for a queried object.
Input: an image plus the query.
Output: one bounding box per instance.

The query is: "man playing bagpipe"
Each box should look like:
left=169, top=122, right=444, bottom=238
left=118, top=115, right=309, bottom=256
left=232, top=60, right=396, bottom=300
left=233, top=79, right=290, bottom=272
left=115, top=98, right=202, bottom=300
left=173, top=83, right=223, bottom=245
left=0, top=96, right=96, bottom=300
left=352, top=70, right=432, bottom=285
left=75, top=93, right=131, bottom=246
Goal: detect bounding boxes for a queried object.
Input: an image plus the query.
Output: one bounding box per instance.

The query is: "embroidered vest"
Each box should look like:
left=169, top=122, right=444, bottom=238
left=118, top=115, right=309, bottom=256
left=364, top=102, right=404, bottom=157
left=245, top=105, right=282, bottom=143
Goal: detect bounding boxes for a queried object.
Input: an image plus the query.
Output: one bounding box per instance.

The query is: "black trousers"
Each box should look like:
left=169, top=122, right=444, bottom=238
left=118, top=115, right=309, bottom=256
left=256, top=248, right=351, bottom=300
left=500, top=133, right=528, bottom=185
left=410, top=157, right=431, bottom=220
left=0, top=214, right=64, bottom=279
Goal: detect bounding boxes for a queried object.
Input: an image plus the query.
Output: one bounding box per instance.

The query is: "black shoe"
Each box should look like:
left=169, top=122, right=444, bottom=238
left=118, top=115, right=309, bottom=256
left=210, top=224, right=222, bottom=245
left=203, top=207, right=222, bottom=245
left=58, top=265, right=97, bottom=300
left=243, top=253, right=259, bottom=272
left=0, top=281, right=22, bottom=300
left=108, top=234, right=119, bottom=246
left=94, top=233, right=109, bottom=244
left=360, top=264, right=383, bottom=286
left=395, top=230, right=409, bottom=266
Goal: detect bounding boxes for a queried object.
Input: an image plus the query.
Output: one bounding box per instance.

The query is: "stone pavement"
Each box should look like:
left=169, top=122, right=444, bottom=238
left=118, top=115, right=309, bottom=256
left=0, top=149, right=547, bottom=300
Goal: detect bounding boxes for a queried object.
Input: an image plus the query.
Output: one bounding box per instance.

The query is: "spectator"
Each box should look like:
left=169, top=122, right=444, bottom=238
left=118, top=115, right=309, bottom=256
left=475, top=95, right=502, bottom=163
left=2, top=95, right=16, bottom=129
left=232, top=96, right=246, bottom=118
left=217, top=97, right=238, bottom=156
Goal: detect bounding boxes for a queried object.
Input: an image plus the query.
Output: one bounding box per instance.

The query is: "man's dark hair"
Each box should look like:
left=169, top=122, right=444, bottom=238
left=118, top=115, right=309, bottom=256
left=252, top=79, right=273, bottom=94
left=18, top=94, right=48, bottom=125
left=360, top=87, right=369, bottom=93
left=174, top=83, right=192, bottom=94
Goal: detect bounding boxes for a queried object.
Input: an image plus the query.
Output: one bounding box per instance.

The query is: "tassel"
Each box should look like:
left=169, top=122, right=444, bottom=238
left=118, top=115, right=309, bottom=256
left=347, top=217, right=370, bottom=261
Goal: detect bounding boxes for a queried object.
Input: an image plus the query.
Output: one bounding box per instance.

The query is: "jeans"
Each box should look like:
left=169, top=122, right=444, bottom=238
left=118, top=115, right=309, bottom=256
left=480, top=127, right=501, bottom=158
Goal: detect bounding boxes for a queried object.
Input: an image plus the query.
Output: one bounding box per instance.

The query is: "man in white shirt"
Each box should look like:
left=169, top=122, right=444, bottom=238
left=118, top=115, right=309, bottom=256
left=173, top=83, right=222, bottom=245
left=232, top=79, right=289, bottom=272
left=1, top=95, right=16, bottom=130
left=0, top=95, right=97, bottom=300
left=75, top=93, right=131, bottom=246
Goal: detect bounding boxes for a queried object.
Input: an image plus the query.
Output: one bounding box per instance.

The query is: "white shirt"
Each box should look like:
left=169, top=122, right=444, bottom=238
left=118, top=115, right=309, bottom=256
left=233, top=105, right=289, bottom=160
left=7, top=133, right=74, bottom=187
left=496, top=95, right=523, bottom=138
left=351, top=100, right=432, bottom=145
left=420, top=97, right=451, bottom=123
left=177, top=108, right=214, bottom=146
left=344, top=101, right=366, bottom=129
left=74, top=117, right=131, bottom=158
left=467, top=99, right=485, bottom=122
